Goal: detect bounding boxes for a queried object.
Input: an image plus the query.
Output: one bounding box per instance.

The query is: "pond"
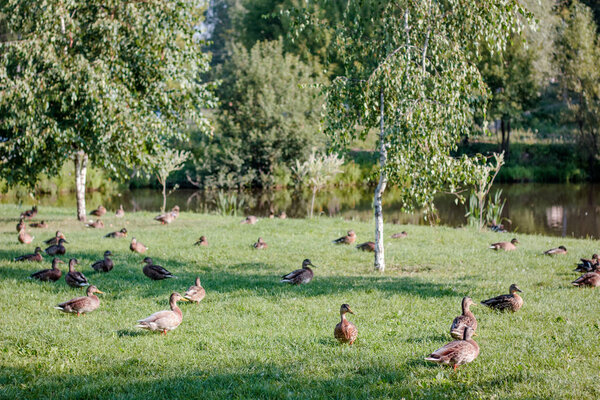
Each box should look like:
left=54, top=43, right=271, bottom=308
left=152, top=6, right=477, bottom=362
left=3, top=183, right=600, bottom=239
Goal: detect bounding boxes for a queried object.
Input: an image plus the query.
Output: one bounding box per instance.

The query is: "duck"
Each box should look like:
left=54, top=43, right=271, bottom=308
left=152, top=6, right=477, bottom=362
left=253, top=237, right=267, bottom=249
left=86, top=219, right=104, bottom=229
left=142, top=257, right=176, bottom=280
left=44, top=231, right=66, bottom=245
left=30, top=220, right=48, bottom=228
left=450, top=297, right=477, bottom=339
left=391, top=231, right=408, bottom=239
left=333, top=230, right=356, bottom=245
left=115, top=204, right=125, bottom=218
left=241, top=215, right=258, bottom=225
left=280, top=259, right=317, bottom=285
left=334, top=304, right=358, bottom=345
left=184, top=277, right=206, bottom=303
left=575, top=254, right=599, bottom=273
left=154, top=210, right=176, bottom=225
left=29, top=258, right=63, bottom=281
left=425, top=327, right=479, bottom=371
left=55, top=285, right=104, bottom=316
left=14, top=247, right=43, bottom=262
left=544, top=245, right=567, bottom=256
left=16, top=218, right=25, bottom=232
left=65, top=258, right=89, bottom=288
left=91, top=251, right=114, bottom=273
left=45, top=238, right=67, bottom=256
left=194, top=236, right=209, bottom=246
left=356, top=241, right=375, bottom=252
left=481, top=284, right=523, bottom=312
left=20, top=206, right=38, bottom=219
left=489, top=238, right=519, bottom=251
left=104, top=228, right=127, bottom=238
left=572, top=269, right=600, bottom=287
left=135, top=292, right=188, bottom=335
left=279, top=212, right=287, bottom=220
left=130, top=237, right=147, bottom=254
left=90, top=205, right=107, bottom=217
left=18, top=228, right=34, bottom=244
left=171, top=205, right=180, bottom=218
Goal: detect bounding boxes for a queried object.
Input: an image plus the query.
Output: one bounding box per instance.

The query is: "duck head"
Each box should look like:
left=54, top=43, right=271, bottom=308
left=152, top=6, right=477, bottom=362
left=340, top=303, right=354, bottom=315
left=509, top=284, right=522, bottom=294
left=142, top=257, right=153, bottom=265
left=52, top=258, right=64, bottom=269
left=87, top=285, right=105, bottom=295
left=510, top=238, right=519, bottom=245
left=302, top=259, right=316, bottom=269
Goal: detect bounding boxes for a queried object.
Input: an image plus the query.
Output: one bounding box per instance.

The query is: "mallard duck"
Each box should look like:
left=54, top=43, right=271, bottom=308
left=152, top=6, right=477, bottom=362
left=489, top=238, right=519, bottom=251
left=18, top=228, right=34, bottom=244
left=241, top=215, right=258, bottom=225
left=86, top=219, right=104, bottom=229
left=44, top=231, right=66, bottom=245
left=269, top=209, right=275, bottom=219
left=115, top=204, right=125, bottom=218
left=65, top=258, right=89, bottom=287
left=30, top=258, right=63, bottom=281
left=279, top=212, right=287, bottom=220
left=194, top=236, right=208, bottom=246
left=544, top=245, right=567, bottom=255
left=391, top=231, right=408, bottom=239
left=334, top=304, right=358, bottom=345
left=481, top=284, right=523, bottom=312
left=130, top=237, right=147, bottom=254
left=333, top=230, right=356, bottom=245
left=45, top=238, right=67, bottom=256
left=20, top=206, right=38, bottom=219
left=135, top=292, right=188, bottom=335
left=280, top=259, right=317, bottom=285
left=91, top=251, right=114, bottom=273
left=142, top=257, right=176, bottom=280
left=16, top=218, right=25, bottom=232
left=425, top=327, right=479, bottom=371
left=14, top=247, right=43, bottom=262
left=450, top=297, right=477, bottom=339
left=154, top=210, right=176, bottom=225
left=55, top=285, right=104, bottom=316
left=356, top=241, right=375, bottom=252
left=575, top=254, right=599, bottom=272
left=90, top=205, right=107, bottom=217
left=30, top=220, right=48, bottom=228
left=253, top=237, right=267, bottom=249
left=104, top=228, right=127, bottom=238
left=171, top=205, right=180, bottom=218
left=184, top=277, right=206, bottom=303
left=572, top=270, right=600, bottom=287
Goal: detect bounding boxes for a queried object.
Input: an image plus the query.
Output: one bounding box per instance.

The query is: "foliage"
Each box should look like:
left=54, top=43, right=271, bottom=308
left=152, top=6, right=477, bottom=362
left=148, top=148, right=189, bottom=212
left=213, top=191, right=245, bottom=216
left=464, top=153, right=505, bottom=230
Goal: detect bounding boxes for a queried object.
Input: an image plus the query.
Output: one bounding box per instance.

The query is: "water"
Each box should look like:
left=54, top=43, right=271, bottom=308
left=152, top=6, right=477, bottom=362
left=3, top=184, right=600, bottom=239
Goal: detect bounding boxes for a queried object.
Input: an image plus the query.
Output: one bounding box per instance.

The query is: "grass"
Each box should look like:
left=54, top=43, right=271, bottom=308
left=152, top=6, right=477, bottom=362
left=1, top=204, right=599, bottom=399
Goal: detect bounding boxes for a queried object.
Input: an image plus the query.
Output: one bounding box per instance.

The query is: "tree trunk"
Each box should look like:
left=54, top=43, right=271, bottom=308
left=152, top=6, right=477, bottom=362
left=374, top=90, right=388, bottom=272
left=505, top=119, right=511, bottom=157
left=310, top=187, right=317, bottom=218
left=160, top=177, right=167, bottom=213
left=500, top=119, right=506, bottom=153
left=74, top=151, right=88, bottom=221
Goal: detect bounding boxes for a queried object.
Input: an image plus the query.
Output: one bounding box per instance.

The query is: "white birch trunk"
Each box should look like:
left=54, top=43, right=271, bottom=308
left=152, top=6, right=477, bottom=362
left=75, top=151, right=88, bottom=221
left=374, top=89, right=388, bottom=271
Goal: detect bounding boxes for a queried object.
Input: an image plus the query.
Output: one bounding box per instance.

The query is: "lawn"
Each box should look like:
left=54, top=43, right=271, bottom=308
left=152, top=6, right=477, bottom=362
left=1, top=204, right=599, bottom=399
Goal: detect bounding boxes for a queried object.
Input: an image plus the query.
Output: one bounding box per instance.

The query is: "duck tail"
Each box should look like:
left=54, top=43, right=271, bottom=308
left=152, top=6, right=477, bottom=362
left=54, top=306, right=64, bottom=311
left=424, top=356, right=441, bottom=363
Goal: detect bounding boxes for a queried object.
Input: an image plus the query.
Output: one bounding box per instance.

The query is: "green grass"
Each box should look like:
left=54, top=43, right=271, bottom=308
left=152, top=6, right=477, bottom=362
left=1, top=204, right=599, bottom=399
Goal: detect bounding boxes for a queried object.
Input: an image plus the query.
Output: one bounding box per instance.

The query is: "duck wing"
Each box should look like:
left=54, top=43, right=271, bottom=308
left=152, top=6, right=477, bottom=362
left=450, top=315, right=477, bottom=339
left=91, top=259, right=105, bottom=272
left=67, top=271, right=89, bottom=287
left=481, top=294, right=514, bottom=310
left=184, top=286, right=206, bottom=302
left=572, top=272, right=600, bottom=286
left=281, top=268, right=304, bottom=282
left=56, top=296, right=96, bottom=313
left=136, top=310, right=181, bottom=330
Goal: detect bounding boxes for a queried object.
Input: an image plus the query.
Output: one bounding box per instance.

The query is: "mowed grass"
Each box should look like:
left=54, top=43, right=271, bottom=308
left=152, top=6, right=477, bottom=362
left=1, top=204, right=600, bottom=399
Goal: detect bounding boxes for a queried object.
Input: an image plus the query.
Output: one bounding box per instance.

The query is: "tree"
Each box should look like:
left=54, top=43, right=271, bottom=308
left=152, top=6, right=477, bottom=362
left=0, top=1, right=214, bottom=220
left=304, top=1, right=529, bottom=271
left=150, top=148, right=189, bottom=213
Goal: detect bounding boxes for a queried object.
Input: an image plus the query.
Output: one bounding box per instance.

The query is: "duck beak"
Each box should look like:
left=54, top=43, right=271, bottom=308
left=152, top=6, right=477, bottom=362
left=310, top=263, right=318, bottom=268
left=96, top=290, right=105, bottom=294
left=472, top=332, right=478, bottom=336
left=180, top=297, right=189, bottom=302
left=347, top=309, right=355, bottom=315
left=517, top=288, right=523, bottom=293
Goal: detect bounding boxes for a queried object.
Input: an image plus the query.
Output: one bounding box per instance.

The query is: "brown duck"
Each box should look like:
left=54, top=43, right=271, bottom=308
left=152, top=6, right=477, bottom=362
left=334, top=304, right=358, bottom=345
left=44, top=231, right=66, bottom=245
left=154, top=211, right=176, bottom=225
left=279, top=212, right=287, bottom=220
left=489, top=238, right=519, bottom=251
left=184, top=277, right=206, bottom=303
left=30, top=220, right=48, bottom=228
left=18, top=228, right=34, bottom=244
left=280, top=259, right=317, bottom=285
left=30, top=258, right=63, bottom=281
left=91, top=251, right=114, bottom=273
left=241, top=215, right=258, bottom=225
left=14, top=247, right=43, bottom=262
left=333, top=230, right=356, bottom=245
left=391, top=231, right=408, bottom=239
left=572, top=269, right=600, bottom=287
left=16, top=218, right=25, bottom=232
left=86, top=219, right=105, bottom=229
left=130, top=237, right=147, bottom=254
left=450, top=297, right=477, bottom=339
left=45, top=238, right=67, bottom=256
left=90, top=205, right=107, bottom=217
left=253, top=237, right=267, bottom=249
left=194, top=236, right=208, bottom=246
left=115, top=204, right=125, bottom=218
left=356, top=241, right=375, bottom=252
left=55, top=285, right=104, bottom=316
left=65, top=258, right=89, bottom=288
left=425, top=327, right=479, bottom=371
left=575, top=254, right=599, bottom=273
left=544, top=246, right=567, bottom=256
left=105, top=228, right=127, bottom=238
left=135, top=292, right=188, bottom=335
left=20, top=206, right=38, bottom=219
left=142, top=257, right=176, bottom=280
left=481, top=284, right=523, bottom=312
